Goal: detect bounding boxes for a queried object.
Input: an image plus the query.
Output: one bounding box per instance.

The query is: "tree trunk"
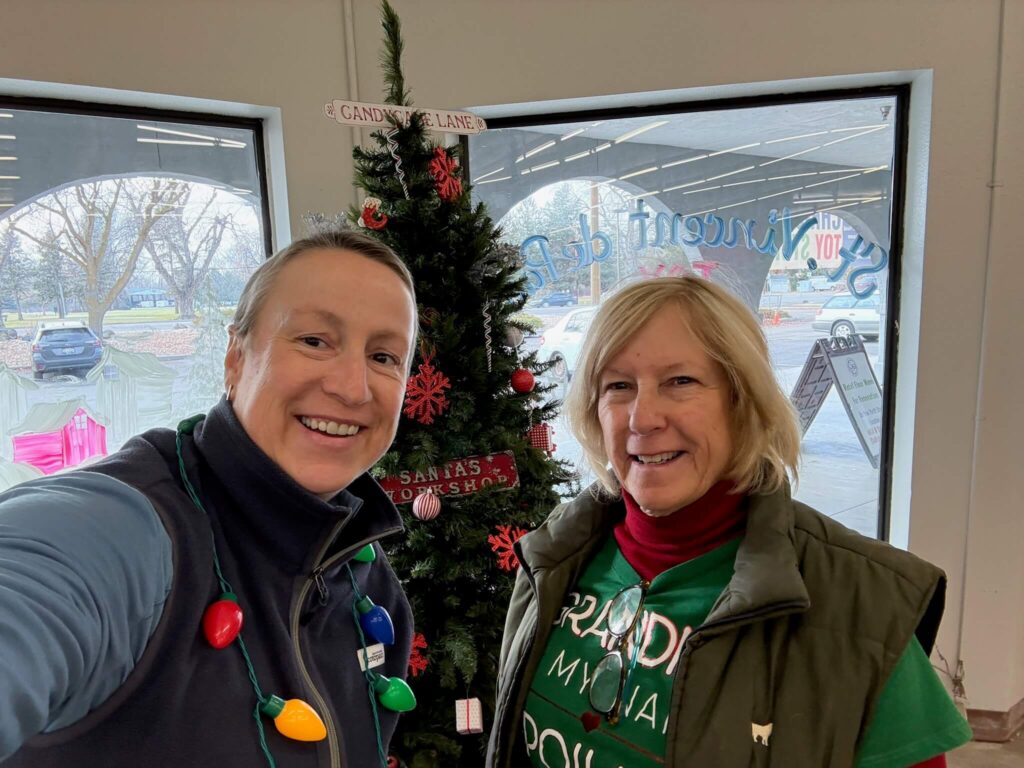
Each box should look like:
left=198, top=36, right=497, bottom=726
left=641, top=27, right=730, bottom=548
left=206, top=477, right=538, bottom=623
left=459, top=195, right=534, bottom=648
left=87, top=305, right=105, bottom=337
left=178, top=288, right=196, bottom=320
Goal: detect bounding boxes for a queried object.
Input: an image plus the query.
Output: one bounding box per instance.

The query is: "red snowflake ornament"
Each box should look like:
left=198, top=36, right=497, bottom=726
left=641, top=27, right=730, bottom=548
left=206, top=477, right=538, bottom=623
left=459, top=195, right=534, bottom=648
left=488, top=524, right=529, bottom=571
left=404, top=354, right=451, bottom=425
left=408, top=632, right=428, bottom=678
left=428, top=147, right=463, bottom=203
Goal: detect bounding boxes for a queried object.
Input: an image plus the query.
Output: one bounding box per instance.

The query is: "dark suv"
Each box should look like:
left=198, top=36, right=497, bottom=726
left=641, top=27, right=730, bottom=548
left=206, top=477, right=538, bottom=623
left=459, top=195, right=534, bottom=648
left=537, top=290, right=578, bottom=307
left=31, top=322, right=103, bottom=379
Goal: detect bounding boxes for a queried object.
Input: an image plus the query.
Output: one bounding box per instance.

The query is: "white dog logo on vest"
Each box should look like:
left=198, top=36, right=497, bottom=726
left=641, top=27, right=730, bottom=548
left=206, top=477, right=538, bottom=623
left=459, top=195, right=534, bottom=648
left=752, top=722, right=773, bottom=746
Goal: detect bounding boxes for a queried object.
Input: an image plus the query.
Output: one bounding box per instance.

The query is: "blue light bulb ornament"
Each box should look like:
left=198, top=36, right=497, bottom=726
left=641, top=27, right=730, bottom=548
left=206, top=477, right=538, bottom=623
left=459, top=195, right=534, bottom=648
left=356, top=595, right=395, bottom=645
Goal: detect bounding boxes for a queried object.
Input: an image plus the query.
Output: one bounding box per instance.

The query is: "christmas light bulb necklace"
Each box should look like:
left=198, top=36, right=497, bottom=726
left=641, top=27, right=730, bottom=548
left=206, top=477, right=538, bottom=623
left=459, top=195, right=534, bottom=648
left=175, top=416, right=414, bottom=768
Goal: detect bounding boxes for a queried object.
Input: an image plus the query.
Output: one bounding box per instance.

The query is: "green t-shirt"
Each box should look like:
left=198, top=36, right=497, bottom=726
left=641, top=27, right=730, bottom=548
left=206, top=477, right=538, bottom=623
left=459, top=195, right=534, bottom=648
left=523, top=536, right=971, bottom=767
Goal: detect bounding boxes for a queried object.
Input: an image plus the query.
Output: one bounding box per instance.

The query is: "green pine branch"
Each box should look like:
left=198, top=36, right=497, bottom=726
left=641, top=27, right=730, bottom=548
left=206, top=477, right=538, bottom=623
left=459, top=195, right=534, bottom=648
left=380, top=0, right=411, bottom=106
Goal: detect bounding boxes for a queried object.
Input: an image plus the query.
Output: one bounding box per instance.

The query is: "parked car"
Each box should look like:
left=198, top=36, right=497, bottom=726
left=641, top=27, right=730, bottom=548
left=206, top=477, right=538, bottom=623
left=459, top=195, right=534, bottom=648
left=811, top=293, right=881, bottom=340
left=31, top=320, right=103, bottom=379
left=534, top=290, right=578, bottom=308
left=536, top=307, right=597, bottom=381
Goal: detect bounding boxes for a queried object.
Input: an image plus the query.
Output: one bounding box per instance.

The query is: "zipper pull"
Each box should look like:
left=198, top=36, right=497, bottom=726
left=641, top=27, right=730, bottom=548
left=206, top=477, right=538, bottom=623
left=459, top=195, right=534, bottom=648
left=312, top=567, right=329, bottom=606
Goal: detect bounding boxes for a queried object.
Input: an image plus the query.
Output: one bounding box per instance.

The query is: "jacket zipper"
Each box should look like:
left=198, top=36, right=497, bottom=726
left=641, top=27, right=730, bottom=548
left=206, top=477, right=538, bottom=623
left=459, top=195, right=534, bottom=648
left=288, top=525, right=404, bottom=768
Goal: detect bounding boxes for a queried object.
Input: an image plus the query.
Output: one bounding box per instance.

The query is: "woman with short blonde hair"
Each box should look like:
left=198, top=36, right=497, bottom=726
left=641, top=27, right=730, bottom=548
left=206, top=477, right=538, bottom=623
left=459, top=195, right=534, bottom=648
left=488, top=276, right=969, bottom=768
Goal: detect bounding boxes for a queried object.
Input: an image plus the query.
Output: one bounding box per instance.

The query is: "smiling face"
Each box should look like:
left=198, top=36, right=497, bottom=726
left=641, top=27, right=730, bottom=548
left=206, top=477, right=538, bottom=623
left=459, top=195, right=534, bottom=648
left=224, top=247, right=416, bottom=499
left=597, top=303, right=734, bottom=517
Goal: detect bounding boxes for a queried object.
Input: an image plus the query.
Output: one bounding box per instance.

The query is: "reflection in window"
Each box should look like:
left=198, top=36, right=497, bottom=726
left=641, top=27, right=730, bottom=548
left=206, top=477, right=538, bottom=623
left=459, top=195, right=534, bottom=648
left=471, top=94, right=900, bottom=537
left=0, top=104, right=267, bottom=489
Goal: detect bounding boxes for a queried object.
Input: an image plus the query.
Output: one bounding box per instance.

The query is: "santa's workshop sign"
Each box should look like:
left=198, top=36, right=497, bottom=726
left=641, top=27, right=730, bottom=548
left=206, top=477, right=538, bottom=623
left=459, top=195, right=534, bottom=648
left=380, top=452, right=519, bottom=503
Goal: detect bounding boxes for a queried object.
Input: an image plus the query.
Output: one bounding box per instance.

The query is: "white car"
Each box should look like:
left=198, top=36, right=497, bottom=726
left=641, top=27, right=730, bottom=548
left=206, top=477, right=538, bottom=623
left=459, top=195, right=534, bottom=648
left=810, top=293, right=881, bottom=340
left=536, top=307, right=597, bottom=381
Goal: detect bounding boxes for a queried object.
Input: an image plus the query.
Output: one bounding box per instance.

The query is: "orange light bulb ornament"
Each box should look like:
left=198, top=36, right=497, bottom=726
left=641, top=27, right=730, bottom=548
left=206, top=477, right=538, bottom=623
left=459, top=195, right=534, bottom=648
left=259, top=695, right=327, bottom=742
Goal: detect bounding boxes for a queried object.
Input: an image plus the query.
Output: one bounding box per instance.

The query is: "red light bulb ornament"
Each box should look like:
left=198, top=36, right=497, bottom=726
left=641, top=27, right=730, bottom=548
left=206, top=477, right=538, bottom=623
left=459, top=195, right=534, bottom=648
left=511, top=368, right=535, bottom=393
left=202, top=592, right=244, bottom=649
left=259, top=695, right=327, bottom=741
left=357, top=595, right=395, bottom=645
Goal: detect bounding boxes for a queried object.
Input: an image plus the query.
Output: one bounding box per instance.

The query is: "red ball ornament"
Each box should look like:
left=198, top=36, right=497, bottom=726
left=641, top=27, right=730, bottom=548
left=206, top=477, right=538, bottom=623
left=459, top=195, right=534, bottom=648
left=511, top=368, right=535, bottom=393
left=202, top=592, right=244, bottom=649
left=412, top=490, right=441, bottom=521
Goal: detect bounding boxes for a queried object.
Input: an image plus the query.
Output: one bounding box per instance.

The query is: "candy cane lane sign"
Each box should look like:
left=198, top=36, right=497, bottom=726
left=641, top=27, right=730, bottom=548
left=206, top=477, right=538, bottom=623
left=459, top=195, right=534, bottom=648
left=324, top=99, right=486, bottom=134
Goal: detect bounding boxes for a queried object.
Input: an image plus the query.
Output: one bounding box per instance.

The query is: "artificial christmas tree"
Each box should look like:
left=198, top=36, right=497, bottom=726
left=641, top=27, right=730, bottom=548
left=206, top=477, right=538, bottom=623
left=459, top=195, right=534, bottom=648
left=343, top=3, right=572, bottom=766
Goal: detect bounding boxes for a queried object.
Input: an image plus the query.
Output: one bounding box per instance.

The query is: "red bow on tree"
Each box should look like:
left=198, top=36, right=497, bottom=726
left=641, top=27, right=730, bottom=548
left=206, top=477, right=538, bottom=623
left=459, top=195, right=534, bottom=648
left=428, top=147, right=463, bottom=203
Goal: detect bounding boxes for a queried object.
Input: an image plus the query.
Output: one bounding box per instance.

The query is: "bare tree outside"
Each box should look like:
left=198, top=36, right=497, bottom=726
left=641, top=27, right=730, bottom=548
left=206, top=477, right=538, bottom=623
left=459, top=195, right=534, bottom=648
left=142, top=184, right=237, bottom=320
left=11, top=177, right=188, bottom=335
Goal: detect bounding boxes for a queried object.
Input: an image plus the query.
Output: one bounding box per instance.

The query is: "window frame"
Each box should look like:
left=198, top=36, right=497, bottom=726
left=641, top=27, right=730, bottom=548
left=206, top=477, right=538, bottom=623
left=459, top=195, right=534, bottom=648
left=466, top=85, right=910, bottom=540
left=0, top=94, right=274, bottom=259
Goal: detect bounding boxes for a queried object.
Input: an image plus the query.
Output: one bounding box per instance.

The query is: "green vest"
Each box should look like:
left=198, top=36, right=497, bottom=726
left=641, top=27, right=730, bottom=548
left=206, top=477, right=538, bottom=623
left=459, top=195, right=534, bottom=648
left=486, top=484, right=947, bottom=768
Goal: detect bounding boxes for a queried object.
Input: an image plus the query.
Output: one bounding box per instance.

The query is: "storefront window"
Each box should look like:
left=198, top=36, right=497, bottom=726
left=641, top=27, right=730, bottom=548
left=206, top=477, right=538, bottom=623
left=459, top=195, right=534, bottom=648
left=470, top=92, right=901, bottom=538
left=0, top=102, right=268, bottom=490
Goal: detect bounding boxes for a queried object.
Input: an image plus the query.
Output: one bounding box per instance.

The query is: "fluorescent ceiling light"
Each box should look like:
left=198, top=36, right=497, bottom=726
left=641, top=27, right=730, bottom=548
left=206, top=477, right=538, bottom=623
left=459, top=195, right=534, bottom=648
left=231, top=188, right=252, bottom=194
left=764, top=131, right=828, bottom=144
left=0, top=175, right=19, bottom=180
left=0, top=113, right=12, bottom=119
left=620, top=166, right=659, bottom=181
left=716, top=198, right=757, bottom=211
left=822, top=126, right=886, bottom=147
left=706, top=166, right=755, bottom=182
left=0, top=135, right=15, bottom=140
left=593, top=142, right=612, bottom=152
left=529, top=160, right=560, bottom=172
left=138, top=124, right=216, bottom=141
left=514, top=155, right=525, bottom=163
left=722, top=178, right=765, bottom=187
left=662, top=154, right=708, bottom=169
left=0, top=156, right=16, bottom=161
left=472, top=167, right=505, bottom=182
left=685, top=208, right=716, bottom=218
left=757, top=186, right=807, bottom=201
left=475, top=175, right=511, bottom=185
left=613, top=120, right=669, bottom=144
left=0, top=203, right=13, bottom=208
left=559, top=128, right=586, bottom=141
left=663, top=179, right=708, bottom=193
left=563, top=150, right=591, bottom=163
left=138, top=138, right=215, bottom=147
left=524, top=140, right=556, bottom=159
left=830, top=123, right=888, bottom=133
left=590, top=121, right=605, bottom=128
left=758, top=146, right=822, bottom=167
left=802, top=172, right=864, bottom=189
left=683, top=185, right=721, bottom=195
left=768, top=172, right=818, bottom=181
left=707, top=142, right=760, bottom=158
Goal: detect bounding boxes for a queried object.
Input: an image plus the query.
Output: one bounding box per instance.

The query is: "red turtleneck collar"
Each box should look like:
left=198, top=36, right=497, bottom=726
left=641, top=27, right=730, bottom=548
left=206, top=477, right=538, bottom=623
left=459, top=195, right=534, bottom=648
left=613, top=480, right=746, bottom=581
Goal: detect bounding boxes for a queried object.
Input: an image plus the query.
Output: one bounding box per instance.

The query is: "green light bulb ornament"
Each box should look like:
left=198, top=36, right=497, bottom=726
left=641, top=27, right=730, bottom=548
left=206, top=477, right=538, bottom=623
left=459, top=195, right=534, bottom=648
left=352, top=544, right=377, bottom=563
left=371, top=672, right=417, bottom=712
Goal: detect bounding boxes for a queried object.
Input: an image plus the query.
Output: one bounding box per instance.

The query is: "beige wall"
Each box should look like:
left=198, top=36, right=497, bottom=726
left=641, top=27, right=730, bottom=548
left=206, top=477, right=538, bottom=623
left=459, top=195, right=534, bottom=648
left=1, top=0, right=1021, bottom=714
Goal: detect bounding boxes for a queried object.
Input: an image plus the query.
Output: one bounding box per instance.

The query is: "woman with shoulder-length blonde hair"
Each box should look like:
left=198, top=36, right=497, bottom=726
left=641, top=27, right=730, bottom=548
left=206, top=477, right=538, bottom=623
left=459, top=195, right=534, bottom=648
left=487, top=276, right=970, bottom=768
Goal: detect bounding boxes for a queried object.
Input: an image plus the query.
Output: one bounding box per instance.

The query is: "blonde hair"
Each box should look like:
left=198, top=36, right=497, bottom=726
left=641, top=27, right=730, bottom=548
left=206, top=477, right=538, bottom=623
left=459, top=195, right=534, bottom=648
left=230, top=229, right=418, bottom=371
left=564, top=276, right=800, bottom=497
left=232, top=228, right=417, bottom=340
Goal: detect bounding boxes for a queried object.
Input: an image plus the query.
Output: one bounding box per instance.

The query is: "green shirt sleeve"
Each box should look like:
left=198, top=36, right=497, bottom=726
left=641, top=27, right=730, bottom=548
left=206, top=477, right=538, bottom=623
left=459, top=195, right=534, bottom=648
left=854, top=636, right=973, bottom=767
